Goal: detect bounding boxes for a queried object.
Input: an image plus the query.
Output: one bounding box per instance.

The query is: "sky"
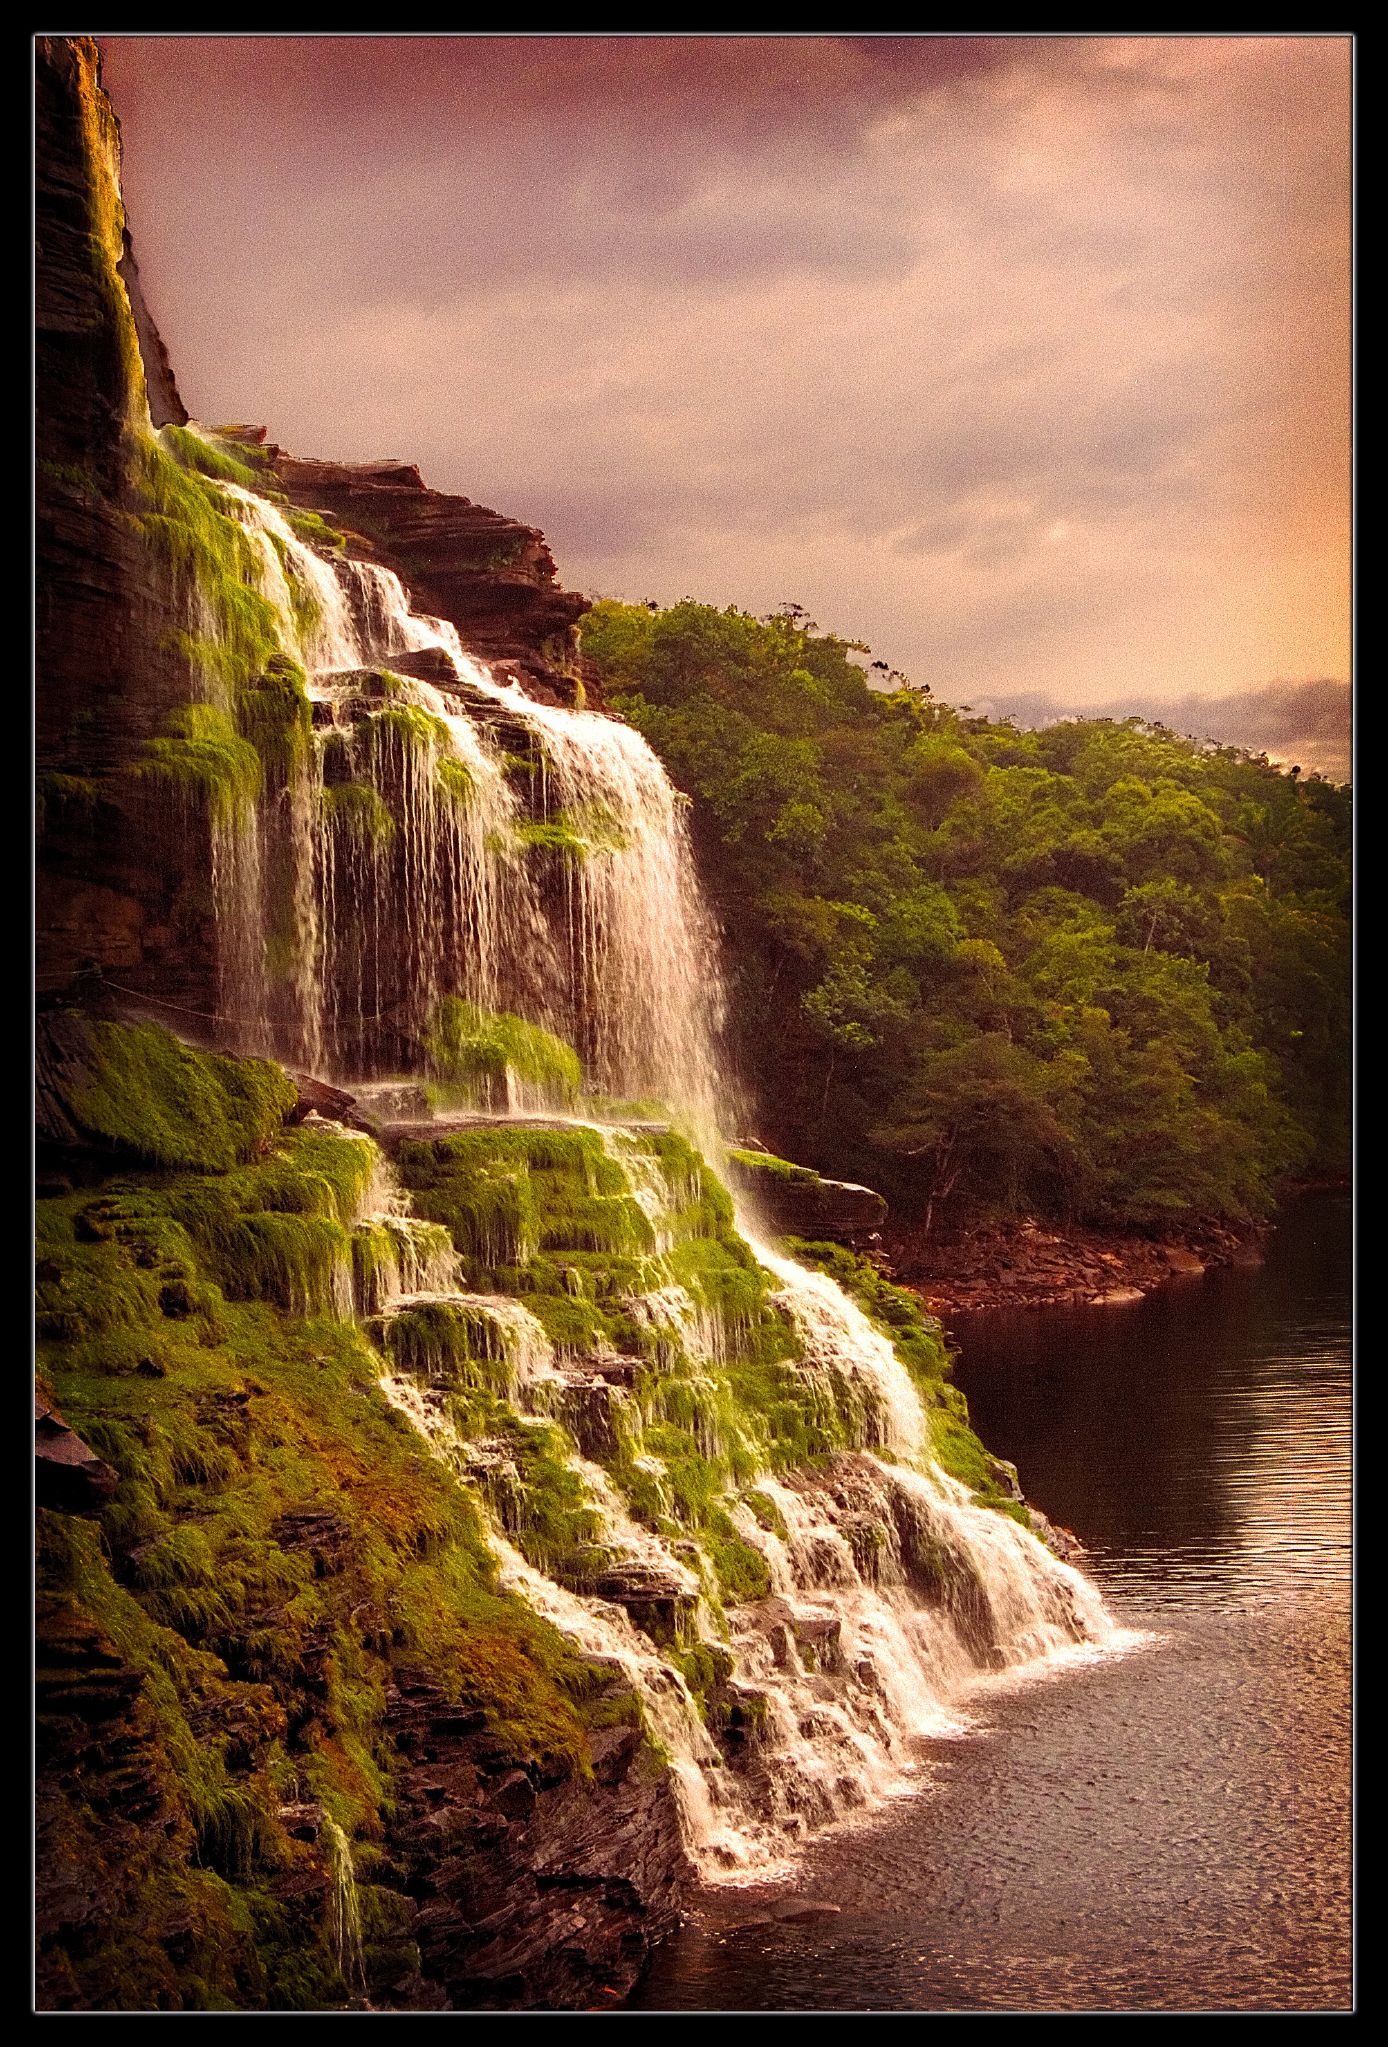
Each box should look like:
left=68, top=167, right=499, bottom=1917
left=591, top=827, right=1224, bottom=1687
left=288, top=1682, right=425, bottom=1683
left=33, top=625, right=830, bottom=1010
left=95, top=34, right=1352, bottom=778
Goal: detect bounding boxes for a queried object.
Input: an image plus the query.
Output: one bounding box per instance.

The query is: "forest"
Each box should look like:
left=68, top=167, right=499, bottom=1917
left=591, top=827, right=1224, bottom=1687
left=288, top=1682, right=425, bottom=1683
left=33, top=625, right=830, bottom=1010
left=582, top=600, right=1351, bottom=1237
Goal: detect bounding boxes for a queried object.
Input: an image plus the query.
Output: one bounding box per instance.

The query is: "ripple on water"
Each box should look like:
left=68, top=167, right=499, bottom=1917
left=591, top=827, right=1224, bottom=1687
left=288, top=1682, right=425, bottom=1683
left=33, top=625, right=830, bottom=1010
left=634, top=1195, right=1351, bottom=2011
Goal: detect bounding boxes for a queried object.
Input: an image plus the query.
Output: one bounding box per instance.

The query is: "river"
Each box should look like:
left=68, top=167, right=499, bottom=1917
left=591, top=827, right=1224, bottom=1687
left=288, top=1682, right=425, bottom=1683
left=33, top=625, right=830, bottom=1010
left=632, top=1192, right=1352, bottom=2012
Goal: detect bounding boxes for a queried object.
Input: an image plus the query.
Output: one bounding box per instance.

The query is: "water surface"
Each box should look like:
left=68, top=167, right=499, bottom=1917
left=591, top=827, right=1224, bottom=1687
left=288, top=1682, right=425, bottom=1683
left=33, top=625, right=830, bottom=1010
left=634, top=1194, right=1352, bottom=2012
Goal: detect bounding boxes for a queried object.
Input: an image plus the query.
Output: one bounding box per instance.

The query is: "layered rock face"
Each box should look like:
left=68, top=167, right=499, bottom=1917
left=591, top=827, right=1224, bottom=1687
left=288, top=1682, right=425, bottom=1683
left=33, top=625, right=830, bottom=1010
left=36, top=36, right=590, bottom=1022
left=726, top=1148, right=889, bottom=1243
left=268, top=447, right=590, bottom=705
left=36, top=36, right=216, bottom=1007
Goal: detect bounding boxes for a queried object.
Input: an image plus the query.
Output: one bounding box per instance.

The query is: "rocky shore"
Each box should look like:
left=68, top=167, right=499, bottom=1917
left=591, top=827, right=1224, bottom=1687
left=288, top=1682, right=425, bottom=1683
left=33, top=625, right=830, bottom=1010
left=886, top=1215, right=1270, bottom=1318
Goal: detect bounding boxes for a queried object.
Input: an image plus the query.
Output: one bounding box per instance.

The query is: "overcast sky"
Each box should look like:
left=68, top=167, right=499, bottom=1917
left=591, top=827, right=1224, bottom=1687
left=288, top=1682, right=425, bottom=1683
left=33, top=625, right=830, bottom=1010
left=96, top=35, right=1352, bottom=777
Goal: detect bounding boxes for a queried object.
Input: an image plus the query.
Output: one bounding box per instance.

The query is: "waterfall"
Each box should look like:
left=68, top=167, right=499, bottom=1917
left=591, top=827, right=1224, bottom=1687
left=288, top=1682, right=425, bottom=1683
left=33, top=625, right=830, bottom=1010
left=156, top=424, right=1122, bottom=1881
left=750, top=1236, right=928, bottom=1459
left=161, top=432, right=725, bottom=1118
left=324, top=1818, right=365, bottom=1992
left=364, top=1123, right=1122, bottom=1883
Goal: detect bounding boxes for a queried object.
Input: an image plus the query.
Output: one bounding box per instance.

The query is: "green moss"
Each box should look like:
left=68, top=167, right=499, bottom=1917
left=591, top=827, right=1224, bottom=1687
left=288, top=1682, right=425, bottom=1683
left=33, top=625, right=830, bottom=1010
left=38, top=458, right=100, bottom=495
left=702, top=1513, right=772, bottom=1603
left=373, top=1299, right=516, bottom=1390
left=667, top=1640, right=734, bottom=1715
left=135, top=704, right=263, bottom=827
left=436, top=756, right=474, bottom=806
left=283, top=505, right=347, bottom=554
left=36, top=1095, right=648, bottom=2007
left=57, top=1017, right=296, bottom=1172
left=929, top=1403, right=1031, bottom=1521
left=729, top=1147, right=819, bottom=1185
left=135, top=436, right=281, bottom=691
left=513, top=805, right=630, bottom=863
left=237, top=656, right=313, bottom=785
left=161, top=423, right=264, bottom=489
left=742, top=1489, right=789, bottom=1540
left=195, top=1212, right=351, bottom=1318
left=322, top=781, right=396, bottom=842
left=266, top=533, right=323, bottom=644
left=37, top=772, right=99, bottom=836
left=369, top=703, right=450, bottom=754
left=422, top=999, right=582, bottom=1111
left=785, top=1239, right=949, bottom=1385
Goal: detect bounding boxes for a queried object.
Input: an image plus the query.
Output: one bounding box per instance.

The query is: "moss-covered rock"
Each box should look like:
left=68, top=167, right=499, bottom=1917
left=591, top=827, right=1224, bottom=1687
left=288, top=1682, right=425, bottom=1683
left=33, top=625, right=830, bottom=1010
left=35, top=1027, right=663, bottom=2011
left=38, top=1013, right=296, bottom=1173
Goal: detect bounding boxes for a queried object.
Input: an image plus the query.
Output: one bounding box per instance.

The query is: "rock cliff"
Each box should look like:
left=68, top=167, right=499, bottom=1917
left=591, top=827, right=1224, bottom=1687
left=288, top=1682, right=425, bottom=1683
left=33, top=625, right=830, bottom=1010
left=33, top=36, right=1103, bottom=2016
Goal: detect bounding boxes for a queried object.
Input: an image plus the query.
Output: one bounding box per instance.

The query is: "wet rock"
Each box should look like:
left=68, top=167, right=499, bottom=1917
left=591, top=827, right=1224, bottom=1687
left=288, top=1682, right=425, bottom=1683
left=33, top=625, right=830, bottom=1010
left=276, top=1800, right=325, bottom=1842
left=382, top=1667, right=689, bottom=2008
left=1029, top=1509, right=1087, bottom=1565
left=288, top=1072, right=359, bottom=1124
left=726, top=1149, right=888, bottom=1243
left=272, top=1507, right=354, bottom=1578
left=35, top=1394, right=117, bottom=1512
left=349, top=1079, right=433, bottom=1126
left=491, top=1769, right=538, bottom=1821
left=268, top=449, right=591, bottom=706
left=593, top=1563, right=698, bottom=1648
left=983, top=1454, right=1025, bottom=1503
left=557, top=1376, right=630, bottom=1460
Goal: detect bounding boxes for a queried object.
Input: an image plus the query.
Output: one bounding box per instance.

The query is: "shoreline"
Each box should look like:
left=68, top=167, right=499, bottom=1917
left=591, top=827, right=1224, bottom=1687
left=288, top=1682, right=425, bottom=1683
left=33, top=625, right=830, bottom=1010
left=884, top=1213, right=1273, bottom=1318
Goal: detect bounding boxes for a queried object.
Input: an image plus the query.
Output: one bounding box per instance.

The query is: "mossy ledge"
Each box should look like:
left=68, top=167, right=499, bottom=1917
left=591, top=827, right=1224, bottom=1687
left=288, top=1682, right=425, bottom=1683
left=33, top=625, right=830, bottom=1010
left=36, top=1019, right=674, bottom=2011
left=37, top=1017, right=1035, bottom=2008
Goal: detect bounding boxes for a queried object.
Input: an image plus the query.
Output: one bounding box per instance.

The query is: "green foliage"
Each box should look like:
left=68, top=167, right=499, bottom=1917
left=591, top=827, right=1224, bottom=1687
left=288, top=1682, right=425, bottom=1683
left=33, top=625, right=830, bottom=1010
left=321, top=780, right=396, bottom=842
left=436, top=756, right=474, bottom=806
left=135, top=435, right=281, bottom=692
left=513, top=805, right=630, bottom=863
left=283, top=505, right=346, bottom=553
left=784, top=1238, right=949, bottom=1385
left=422, top=998, right=582, bottom=1110
left=36, top=1083, right=639, bottom=2010
left=583, top=598, right=1351, bottom=1227
left=236, top=656, right=312, bottom=785
left=728, top=1147, right=818, bottom=1185
left=369, top=704, right=450, bottom=754
left=161, top=423, right=264, bottom=489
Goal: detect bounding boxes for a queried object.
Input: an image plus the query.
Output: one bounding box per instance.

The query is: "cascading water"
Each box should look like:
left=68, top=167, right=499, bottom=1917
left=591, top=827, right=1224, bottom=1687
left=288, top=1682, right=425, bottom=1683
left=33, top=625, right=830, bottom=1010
left=360, top=1131, right=1121, bottom=1881
left=177, top=442, right=724, bottom=1117
left=163, top=423, right=1121, bottom=1881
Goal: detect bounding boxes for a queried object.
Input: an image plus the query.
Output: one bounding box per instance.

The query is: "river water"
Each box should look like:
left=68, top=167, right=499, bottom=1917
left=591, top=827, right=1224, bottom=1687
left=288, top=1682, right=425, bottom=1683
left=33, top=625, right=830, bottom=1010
left=633, top=1193, right=1352, bottom=2012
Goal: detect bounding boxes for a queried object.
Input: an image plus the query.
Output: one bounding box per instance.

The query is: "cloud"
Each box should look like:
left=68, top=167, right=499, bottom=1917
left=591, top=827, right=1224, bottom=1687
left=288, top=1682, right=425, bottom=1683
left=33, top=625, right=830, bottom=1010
left=96, top=35, right=1350, bottom=722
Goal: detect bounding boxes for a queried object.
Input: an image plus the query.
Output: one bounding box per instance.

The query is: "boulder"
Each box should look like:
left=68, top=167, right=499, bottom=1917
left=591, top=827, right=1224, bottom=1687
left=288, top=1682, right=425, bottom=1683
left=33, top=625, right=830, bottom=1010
left=35, top=1393, right=117, bottom=1512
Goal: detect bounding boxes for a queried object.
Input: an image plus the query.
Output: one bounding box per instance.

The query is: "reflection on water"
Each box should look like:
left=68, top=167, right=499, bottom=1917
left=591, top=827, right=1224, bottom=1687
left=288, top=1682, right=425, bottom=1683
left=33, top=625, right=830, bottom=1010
left=952, top=1193, right=1351, bottom=1606
left=634, top=1194, right=1351, bottom=2012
